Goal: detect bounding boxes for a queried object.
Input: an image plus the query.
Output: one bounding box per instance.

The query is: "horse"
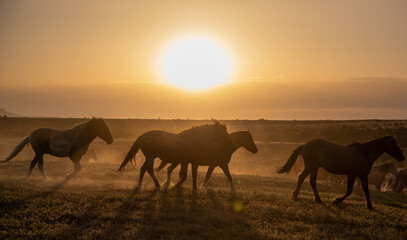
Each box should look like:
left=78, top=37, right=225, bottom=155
left=367, top=162, right=398, bottom=190
left=156, top=131, right=258, bottom=192
left=1, top=117, right=113, bottom=179
left=117, top=120, right=232, bottom=190
left=317, top=168, right=347, bottom=184
left=393, top=169, right=407, bottom=193
left=277, top=136, right=404, bottom=210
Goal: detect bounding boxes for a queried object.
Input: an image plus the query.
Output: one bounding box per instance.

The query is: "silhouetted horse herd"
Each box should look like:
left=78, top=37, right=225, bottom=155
left=1, top=118, right=407, bottom=210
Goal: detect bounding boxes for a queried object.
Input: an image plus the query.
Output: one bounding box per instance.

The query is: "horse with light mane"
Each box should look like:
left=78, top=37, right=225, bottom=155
left=1, top=118, right=113, bottom=179
left=393, top=169, right=407, bottom=193
left=277, top=136, right=404, bottom=210
left=155, top=131, right=258, bottom=192
left=367, top=162, right=399, bottom=190
left=118, top=120, right=232, bottom=190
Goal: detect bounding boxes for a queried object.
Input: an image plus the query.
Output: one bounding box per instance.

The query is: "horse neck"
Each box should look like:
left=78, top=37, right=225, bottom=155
left=362, top=138, right=388, bottom=164
left=229, top=133, right=246, bottom=152
left=76, top=123, right=97, bottom=146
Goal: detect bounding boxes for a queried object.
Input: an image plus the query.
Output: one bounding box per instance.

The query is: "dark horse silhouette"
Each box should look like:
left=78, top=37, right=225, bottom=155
left=1, top=118, right=113, bottom=179
left=156, top=131, right=258, bottom=192
left=118, top=120, right=232, bottom=190
left=277, top=136, right=404, bottom=210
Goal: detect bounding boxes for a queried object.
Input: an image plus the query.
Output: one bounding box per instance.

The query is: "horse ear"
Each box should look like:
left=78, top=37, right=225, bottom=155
left=211, top=118, right=219, bottom=125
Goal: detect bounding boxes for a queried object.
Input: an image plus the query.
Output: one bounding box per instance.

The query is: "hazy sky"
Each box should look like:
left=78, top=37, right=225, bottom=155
left=1, top=0, right=407, bottom=119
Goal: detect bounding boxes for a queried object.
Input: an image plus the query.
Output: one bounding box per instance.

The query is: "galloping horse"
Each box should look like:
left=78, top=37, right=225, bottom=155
left=118, top=121, right=232, bottom=189
left=156, top=131, right=258, bottom=192
left=1, top=118, right=113, bottom=179
left=277, top=136, right=404, bottom=210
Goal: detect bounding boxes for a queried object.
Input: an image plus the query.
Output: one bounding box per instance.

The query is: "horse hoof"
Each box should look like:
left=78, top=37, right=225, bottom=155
left=315, top=199, right=322, bottom=204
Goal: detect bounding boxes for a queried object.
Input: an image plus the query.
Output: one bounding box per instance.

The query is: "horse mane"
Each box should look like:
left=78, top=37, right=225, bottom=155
left=180, top=122, right=226, bottom=136
left=86, top=117, right=104, bottom=126
left=91, top=116, right=104, bottom=121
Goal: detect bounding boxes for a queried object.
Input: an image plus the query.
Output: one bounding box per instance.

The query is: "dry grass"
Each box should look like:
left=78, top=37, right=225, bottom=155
left=1, top=118, right=407, bottom=239
left=0, top=159, right=406, bottom=240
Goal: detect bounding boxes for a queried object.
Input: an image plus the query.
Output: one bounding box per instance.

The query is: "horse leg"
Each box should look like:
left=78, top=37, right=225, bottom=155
left=191, top=163, right=198, bottom=191
left=37, top=154, right=47, bottom=179
left=146, top=158, right=160, bottom=189
left=220, top=164, right=235, bottom=193
left=26, top=155, right=38, bottom=178
left=201, top=165, right=215, bottom=187
left=333, top=175, right=356, bottom=205
left=292, top=168, right=310, bottom=200
left=173, top=163, right=188, bottom=188
left=309, top=169, right=321, bottom=203
left=138, top=160, right=148, bottom=189
left=65, top=161, right=81, bottom=181
left=74, top=162, right=81, bottom=174
left=163, top=163, right=178, bottom=188
left=359, top=176, right=373, bottom=210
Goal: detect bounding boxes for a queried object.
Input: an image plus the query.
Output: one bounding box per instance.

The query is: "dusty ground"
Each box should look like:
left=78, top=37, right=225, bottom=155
left=1, top=118, right=407, bottom=239
left=0, top=158, right=406, bottom=240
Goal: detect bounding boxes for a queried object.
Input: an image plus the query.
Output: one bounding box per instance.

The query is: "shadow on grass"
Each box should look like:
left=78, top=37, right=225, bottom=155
left=0, top=175, right=74, bottom=219
left=77, top=186, right=262, bottom=240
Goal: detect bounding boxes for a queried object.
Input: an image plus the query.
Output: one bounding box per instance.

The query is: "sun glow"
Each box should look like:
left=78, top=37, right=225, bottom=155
left=158, top=35, right=233, bottom=91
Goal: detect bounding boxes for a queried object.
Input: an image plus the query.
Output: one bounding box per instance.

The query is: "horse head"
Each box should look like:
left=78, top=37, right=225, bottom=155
left=241, top=131, right=258, bottom=154
left=385, top=136, right=404, bottom=162
left=88, top=118, right=113, bottom=144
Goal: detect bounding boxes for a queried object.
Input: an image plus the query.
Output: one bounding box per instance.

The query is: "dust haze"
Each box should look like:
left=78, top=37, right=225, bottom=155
left=1, top=117, right=406, bottom=184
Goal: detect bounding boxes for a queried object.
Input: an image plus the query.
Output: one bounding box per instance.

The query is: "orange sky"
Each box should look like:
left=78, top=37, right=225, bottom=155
left=1, top=1, right=407, bottom=119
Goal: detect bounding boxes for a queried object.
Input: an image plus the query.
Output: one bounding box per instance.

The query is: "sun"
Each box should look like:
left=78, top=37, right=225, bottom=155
left=158, top=35, right=233, bottom=91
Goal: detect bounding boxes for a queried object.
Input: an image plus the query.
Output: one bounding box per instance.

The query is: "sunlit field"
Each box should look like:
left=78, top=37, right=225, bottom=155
left=1, top=118, right=407, bottom=239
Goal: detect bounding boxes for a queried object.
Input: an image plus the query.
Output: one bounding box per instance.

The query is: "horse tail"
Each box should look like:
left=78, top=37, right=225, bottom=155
left=277, top=145, right=303, bottom=174
left=155, top=160, right=167, bottom=172
left=1, top=136, right=30, bottom=163
left=118, top=139, right=140, bottom=172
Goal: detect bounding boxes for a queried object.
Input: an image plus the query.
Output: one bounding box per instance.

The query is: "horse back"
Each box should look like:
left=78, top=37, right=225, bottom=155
left=302, top=139, right=369, bottom=175
left=29, top=128, right=52, bottom=153
left=33, top=126, right=83, bottom=157
left=137, top=130, right=182, bottom=160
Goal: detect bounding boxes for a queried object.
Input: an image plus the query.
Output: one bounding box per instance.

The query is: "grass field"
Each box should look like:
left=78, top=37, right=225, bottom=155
left=1, top=118, right=407, bottom=239
left=1, top=159, right=406, bottom=240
